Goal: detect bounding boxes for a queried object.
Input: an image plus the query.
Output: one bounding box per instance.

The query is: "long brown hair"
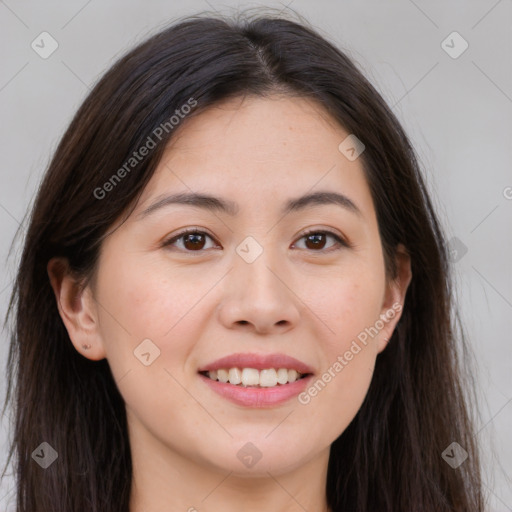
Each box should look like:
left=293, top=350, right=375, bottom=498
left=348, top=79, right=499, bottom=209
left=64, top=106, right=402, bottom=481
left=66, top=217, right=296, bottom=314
left=2, top=10, right=484, bottom=511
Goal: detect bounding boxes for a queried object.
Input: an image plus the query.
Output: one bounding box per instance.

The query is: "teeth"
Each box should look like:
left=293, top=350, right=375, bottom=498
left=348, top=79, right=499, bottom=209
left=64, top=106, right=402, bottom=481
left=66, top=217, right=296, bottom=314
left=276, top=368, right=288, bottom=385
left=217, top=369, right=229, bottom=383
left=205, top=367, right=305, bottom=387
left=259, top=369, right=277, bottom=387
left=228, top=368, right=242, bottom=385
left=241, top=368, right=260, bottom=386
left=287, top=369, right=299, bottom=383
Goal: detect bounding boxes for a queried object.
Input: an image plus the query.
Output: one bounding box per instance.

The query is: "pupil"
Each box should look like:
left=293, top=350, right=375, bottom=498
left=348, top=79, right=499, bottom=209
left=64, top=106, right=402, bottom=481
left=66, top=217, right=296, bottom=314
left=307, top=233, right=325, bottom=249
left=185, top=233, right=204, bottom=250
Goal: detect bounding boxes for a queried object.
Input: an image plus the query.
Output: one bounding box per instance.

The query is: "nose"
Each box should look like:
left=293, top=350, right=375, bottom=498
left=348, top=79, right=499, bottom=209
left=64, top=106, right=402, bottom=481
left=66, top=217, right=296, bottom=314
left=217, top=249, right=301, bottom=335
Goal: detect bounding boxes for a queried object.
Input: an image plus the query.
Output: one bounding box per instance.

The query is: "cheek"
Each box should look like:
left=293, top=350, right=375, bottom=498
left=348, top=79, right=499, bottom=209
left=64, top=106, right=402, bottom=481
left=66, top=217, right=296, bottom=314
left=93, top=253, right=215, bottom=392
left=321, top=269, right=384, bottom=347
left=96, top=252, right=211, bottom=341
left=93, top=257, right=207, bottom=432
left=302, top=271, right=384, bottom=425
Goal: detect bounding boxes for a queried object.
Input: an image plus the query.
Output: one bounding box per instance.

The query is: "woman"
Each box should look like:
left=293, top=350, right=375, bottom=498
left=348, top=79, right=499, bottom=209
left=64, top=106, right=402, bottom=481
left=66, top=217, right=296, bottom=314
left=2, top=10, right=484, bottom=511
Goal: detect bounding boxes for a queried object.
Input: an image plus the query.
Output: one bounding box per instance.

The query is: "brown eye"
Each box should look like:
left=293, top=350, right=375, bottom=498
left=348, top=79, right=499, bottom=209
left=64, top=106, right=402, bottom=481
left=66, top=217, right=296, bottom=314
left=163, top=228, right=347, bottom=254
left=293, top=230, right=346, bottom=252
left=304, top=233, right=328, bottom=250
left=182, top=232, right=207, bottom=250
left=163, top=230, right=217, bottom=252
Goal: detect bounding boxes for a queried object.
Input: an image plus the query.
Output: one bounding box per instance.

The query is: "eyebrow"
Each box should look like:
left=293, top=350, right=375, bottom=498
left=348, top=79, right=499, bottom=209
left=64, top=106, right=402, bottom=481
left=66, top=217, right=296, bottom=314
left=137, top=190, right=362, bottom=219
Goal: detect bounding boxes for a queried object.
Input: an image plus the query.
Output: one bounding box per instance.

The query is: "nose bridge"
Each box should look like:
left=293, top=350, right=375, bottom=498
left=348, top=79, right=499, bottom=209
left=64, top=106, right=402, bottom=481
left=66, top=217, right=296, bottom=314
left=217, top=234, right=301, bottom=332
left=234, top=235, right=288, bottom=303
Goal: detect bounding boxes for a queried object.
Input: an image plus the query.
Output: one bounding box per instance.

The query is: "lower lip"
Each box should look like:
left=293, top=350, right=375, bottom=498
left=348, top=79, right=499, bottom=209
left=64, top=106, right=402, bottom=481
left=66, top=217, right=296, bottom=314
left=198, top=373, right=313, bottom=407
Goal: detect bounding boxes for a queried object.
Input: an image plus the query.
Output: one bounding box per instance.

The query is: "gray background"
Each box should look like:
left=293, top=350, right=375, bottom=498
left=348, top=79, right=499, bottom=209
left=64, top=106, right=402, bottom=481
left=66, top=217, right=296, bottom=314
left=0, top=0, right=511, bottom=510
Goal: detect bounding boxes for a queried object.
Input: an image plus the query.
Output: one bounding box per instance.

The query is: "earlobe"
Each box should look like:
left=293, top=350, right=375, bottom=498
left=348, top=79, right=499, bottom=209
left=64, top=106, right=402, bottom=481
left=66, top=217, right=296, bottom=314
left=47, top=257, right=106, bottom=361
left=376, top=244, right=412, bottom=353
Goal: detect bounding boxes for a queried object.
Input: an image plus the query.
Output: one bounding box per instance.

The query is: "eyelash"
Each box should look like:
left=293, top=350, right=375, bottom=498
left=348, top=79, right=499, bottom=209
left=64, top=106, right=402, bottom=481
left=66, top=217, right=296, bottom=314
left=162, top=228, right=349, bottom=254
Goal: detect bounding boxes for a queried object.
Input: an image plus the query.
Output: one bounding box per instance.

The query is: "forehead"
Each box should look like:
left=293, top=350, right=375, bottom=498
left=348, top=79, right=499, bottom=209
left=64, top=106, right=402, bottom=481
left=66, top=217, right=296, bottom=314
left=165, top=94, right=348, bottom=167
left=135, top=95, right=375, bottom=222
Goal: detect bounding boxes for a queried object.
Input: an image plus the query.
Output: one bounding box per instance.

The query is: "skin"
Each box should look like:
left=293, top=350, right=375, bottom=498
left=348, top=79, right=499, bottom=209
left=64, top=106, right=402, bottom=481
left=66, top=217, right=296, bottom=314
left=48, top=95, right=412, bottom=512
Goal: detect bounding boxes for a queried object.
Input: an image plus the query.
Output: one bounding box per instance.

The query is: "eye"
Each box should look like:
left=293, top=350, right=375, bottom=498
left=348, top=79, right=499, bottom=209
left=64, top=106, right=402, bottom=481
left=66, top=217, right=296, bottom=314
left=292, top=229, right=347, bottom=252
left=162, top=229, right=219, bottom=252
left=162, top=228, right=348, bottom=253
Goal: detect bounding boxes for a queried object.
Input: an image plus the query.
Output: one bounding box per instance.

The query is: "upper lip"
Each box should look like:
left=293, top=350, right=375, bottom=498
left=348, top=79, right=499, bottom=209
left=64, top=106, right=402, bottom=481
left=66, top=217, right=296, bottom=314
left=198, top=352, right=314, bottom=374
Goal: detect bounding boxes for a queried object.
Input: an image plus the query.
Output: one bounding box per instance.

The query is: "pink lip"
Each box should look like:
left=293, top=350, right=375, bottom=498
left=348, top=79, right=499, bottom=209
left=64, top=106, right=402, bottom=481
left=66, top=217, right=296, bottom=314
left=198, top=373, right=314, bottom=407
left=197, top=352, right=314, bottom=374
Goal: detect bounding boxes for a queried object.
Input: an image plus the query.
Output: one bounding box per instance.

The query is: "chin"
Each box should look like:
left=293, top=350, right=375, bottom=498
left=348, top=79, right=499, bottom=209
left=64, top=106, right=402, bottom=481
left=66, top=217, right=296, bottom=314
left=202, top=439, right=313, bottom=477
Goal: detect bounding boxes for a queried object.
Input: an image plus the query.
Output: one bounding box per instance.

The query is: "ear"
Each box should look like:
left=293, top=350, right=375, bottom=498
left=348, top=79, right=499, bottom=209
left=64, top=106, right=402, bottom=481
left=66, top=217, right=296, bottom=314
left=376, top=243, right=412, bottom=353
left=47, top=257, right=106, bottom=361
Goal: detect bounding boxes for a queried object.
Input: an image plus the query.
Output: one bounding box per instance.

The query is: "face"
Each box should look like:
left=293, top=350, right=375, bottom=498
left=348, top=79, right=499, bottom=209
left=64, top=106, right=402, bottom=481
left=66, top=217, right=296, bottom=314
left=50, top=95, right=411, bottom=478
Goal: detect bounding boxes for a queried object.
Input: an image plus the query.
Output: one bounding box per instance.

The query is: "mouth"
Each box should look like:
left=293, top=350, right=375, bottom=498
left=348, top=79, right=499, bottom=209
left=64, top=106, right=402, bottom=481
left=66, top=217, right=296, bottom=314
left=198, top=370, right=314, bottom=407
left=198, top=368, right=312, bottom=388
left=197, top=352, right=315, bottom=407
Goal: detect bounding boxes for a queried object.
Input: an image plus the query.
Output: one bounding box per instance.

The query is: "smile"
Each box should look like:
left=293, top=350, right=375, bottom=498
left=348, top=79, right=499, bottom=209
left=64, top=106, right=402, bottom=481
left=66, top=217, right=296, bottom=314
left=199, top=367, right=309, bottom=387
left=198, top=370, right=313, bottom=408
